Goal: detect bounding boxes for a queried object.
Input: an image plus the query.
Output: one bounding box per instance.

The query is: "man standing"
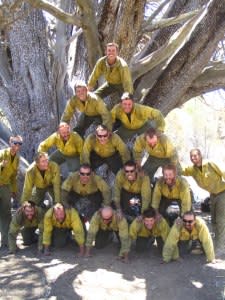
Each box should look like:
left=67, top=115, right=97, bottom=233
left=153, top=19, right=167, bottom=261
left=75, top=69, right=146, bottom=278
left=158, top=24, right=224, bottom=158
left=129, top=207, right=170, bottom=253
left=0, top=135, right=22, bottom=248
left=61, top=81, right=112, bottom=137
left=152, top=164, right=192, bottom=226
left=182, top=148, right=225, bottom=258
left=113, top=160, right=151, bottom=223
left=61, top=164, right=111, bottom=221
left=163, top=210, right=215, bottom=263
left=8, top=201, right=44, bottom=254
left=21, top=152, right=61, bottom=207
left=38, top=122, right=83, bottom=173
left=87, top=42, right=133, bottom=98
left=43, top=203, right=85, bottom=256
left=81, top=125, right=130, bottom=175
left=111, top=93, right=165, bottom=143
left=85, top=206, right=130, bottom=262
left=133, top=128, right=181, bottom=181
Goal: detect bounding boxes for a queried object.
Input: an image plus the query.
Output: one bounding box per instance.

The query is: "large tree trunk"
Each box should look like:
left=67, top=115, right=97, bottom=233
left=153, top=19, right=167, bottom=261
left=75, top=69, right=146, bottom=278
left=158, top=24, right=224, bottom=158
left=0, top=7, right=57, bottom=161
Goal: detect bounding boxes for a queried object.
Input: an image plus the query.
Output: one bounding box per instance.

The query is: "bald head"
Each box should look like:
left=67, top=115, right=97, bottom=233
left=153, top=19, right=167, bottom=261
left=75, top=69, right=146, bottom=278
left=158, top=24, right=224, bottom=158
left=101, top=207, right=113, bottom=223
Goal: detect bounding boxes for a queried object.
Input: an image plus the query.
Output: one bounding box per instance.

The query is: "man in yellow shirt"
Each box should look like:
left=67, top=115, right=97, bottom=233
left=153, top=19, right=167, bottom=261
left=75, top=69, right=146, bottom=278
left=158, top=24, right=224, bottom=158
left=38, top=122, right=83, bottom=173
left=61, top=164, right=111, bottom=221
left=163, top=210, right=215, bottom=263
left=129, top=207, right=170, bottom=253
left=152, top=164, right=192, bottom=226
left=81, top=125, right=130, bottom=175
left=21, top=152, right=61, bottom=207
left=182, top=148, right=225, bottom=258
left=8, top=201, right=44, bottom=254
left=0, top=135, right=23, bottom=248
left=43, top=203, right=85, bottom=256
left=85, top=206, right=130, bottom=262
left=61, top=81, right=112, bottom=137
left=113, top=160, right=151, bottom=223
left=111, top=93, right=165, bottom=143
left=133, top=128, right=181, bottom=181
left=87, top=42, right=133, bottom=98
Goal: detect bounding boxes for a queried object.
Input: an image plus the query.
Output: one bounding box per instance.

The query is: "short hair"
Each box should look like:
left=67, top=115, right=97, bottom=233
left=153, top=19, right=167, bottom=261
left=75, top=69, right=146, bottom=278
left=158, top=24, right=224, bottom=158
left=74, top=80, right=87, bottom=89
left=190, top=148, right=202, bottom=156
left=23, top=201, right=36, bottom=209
left=106, top=42, right=119, bottom=51
left=183, top=210, right=196, bottom=218
left=144, top=128, right=159, bottom=139
left=79, top=163, right=92, bottom=171
left=95, top=124, right=109, bottom=133
left=9, top=135, right=23, bottom=143
left=58, top=122, right=70, bottom=130
left=34, top=152, right=48, bottom=163
left=143, top=207, right=157, bottom=219
left=53, top=203, right=65, bottom=213
left=121, top=92, right=134, bottom=101
left=124, top=160, right=136, bottom=169
left=162, top=164, right=177, bottom=174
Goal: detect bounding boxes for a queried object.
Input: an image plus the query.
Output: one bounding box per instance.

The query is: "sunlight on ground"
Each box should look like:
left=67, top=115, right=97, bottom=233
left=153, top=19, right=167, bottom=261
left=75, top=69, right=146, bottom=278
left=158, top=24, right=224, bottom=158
left=73, top=268, right=146, bottom=300
left=191, top=281, right=203, bottom=289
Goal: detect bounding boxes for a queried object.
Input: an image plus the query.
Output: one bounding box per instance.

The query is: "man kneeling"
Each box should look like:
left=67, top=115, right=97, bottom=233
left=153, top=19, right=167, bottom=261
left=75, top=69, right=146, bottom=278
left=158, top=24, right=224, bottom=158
left=129, top=207, right=170, bottom=253
left=85, top=207, right=130, bottom=262
left=8, top=201, right=44, bottom=254
left=163, top=210, right=215, bottom=263
left=43, top=203, right=85, bottom=256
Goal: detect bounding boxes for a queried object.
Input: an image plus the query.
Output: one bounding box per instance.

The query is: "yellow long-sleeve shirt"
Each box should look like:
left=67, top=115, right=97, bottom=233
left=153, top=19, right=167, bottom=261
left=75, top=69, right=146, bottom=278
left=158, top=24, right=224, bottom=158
left=43, top=207, right=85, bottom=246
left=152, top=176, right=191, bottom=215
left=38, top=132, right=83, bottom=157
left=113, top=169, right=151, bottom=213
left=133, top=133, right=178, bottom=164
left=111, top=103, right=165, bottom=132
left=62, top=172, right=111, bottom=206
left=163, top=217, right=215, bottom=262
left=81, top=132, right=130, bottom=164
left=88, top=56, right=133, bottom=94
left=0, top=148, right=20, bottom=192
left=21, top=161, right=61, bottom=203
left=61, top=92, right=112, bottom=130
left=182, top=160, right=225, bottom=194
left=129, top=217, right=170, bottom=242
left=86, top=210, right=130, bottom=256
left=8, top=207, right=44, bottom=251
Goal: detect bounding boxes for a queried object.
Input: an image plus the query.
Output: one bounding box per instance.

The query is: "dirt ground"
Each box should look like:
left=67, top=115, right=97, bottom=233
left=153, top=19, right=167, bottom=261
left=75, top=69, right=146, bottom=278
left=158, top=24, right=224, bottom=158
left=0, top=224, right=225, bottom=300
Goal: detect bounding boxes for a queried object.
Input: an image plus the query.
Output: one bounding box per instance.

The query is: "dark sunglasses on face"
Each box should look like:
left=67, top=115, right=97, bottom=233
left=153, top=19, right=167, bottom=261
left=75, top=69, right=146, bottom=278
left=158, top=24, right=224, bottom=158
left=183, top=219, right=194, bottom=224
left=97, top=134, right=108, bottom=138
left=12, top=141, right=23, bottom=146
left=79, top=172, right=91, bottom=176
left=125, top=169, right=135, bottom=173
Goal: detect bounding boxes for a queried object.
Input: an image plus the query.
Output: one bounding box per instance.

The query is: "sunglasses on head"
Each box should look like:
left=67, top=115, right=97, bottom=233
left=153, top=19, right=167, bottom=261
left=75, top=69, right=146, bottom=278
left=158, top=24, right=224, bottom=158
left=97, top=134, right=108, bottom=138
left=79, top=171, right=91, bottom=176
left=12, top=141, right=23, bottom=146
left=183, top=219, right=194, bottom=224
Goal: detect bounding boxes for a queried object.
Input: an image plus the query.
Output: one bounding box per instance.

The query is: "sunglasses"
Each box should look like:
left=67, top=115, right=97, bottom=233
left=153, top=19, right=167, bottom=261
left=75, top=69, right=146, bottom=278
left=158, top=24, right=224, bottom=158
left=97, top=134, right=108, bottom=138
left=12, top=141, right=23, bottom=146
left=79, top=172, right=91, bottom=176
left=125, top=169, right=135, bottom=173
left=183, top=219, right=194, bottom=224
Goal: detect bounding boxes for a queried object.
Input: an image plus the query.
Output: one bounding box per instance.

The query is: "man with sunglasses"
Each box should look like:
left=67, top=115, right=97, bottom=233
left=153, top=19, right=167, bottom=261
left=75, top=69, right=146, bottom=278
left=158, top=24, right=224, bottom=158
left=85, top=206, right=130, bottom=262
left=8, top=201, right=44, bottom=254
left=81, top=125, right=130, bottom=175
left=133, top=128, right=181, bottom=182
left=163, top=210, right=215, bottom=263
left=61, top=164, right=111, bottom=222
left=113, top=160, right=151, bottom=223
left=182, top=148, right=225, bottom=258
left=111, top=92, right=165, bottom=143
left=152, top=164, right=192, bottom=226
left=0, top=135, right=23, bottom=248
left=21, top=152, right=61, bottom=208
left=38, top=122, right=83, bottom=173
left=61, top=81, right=112, bottom=137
